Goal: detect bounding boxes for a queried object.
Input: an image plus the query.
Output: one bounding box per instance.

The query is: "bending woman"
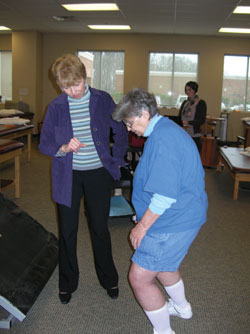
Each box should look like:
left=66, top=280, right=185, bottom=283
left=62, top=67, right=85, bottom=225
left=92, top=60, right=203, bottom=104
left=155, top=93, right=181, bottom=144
left=112, top=88, right=208, bottom=334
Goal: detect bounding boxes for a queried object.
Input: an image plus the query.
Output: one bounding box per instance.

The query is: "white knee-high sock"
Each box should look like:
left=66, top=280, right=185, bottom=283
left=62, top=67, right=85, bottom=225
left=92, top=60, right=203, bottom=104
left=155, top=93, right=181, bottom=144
left=164, top=279, right=188, bottom=308
left=144, top=303, right=172, bottom=334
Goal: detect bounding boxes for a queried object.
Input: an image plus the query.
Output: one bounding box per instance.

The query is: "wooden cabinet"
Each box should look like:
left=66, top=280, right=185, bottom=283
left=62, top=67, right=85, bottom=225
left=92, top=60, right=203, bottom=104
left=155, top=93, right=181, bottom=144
left=201, top=136, right=218, bottom=167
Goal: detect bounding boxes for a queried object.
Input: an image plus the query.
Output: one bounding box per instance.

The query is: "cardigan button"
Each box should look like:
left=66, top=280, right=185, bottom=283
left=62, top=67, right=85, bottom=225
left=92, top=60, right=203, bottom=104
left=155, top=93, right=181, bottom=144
left=93, top=128, right=97, bottom=131
left=97, top=141, right=101, bottom=145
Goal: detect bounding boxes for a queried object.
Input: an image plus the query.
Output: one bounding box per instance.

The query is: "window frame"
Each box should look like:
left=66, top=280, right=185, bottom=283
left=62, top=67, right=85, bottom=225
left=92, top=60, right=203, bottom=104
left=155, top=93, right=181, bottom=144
left=222, top=54, right=250, bottom=112
left=0, top=50, right=12, bottom=101
left=77, top=50, right=125, bottom=103
left=148, top=52, right=199, bottom=107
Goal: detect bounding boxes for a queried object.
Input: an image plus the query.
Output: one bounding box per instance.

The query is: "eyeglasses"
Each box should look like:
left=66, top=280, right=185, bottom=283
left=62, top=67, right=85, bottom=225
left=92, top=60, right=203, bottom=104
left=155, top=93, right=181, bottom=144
left=123, top=117, right=138, bottom=128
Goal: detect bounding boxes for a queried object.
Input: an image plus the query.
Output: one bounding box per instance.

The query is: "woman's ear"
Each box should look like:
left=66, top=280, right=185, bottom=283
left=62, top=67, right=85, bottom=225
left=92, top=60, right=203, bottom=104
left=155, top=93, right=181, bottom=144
left=141, top=109, right=150, bottom=120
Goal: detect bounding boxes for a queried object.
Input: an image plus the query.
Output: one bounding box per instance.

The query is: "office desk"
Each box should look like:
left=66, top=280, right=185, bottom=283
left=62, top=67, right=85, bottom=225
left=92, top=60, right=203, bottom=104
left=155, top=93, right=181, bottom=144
left=0, top=139, right=24, bottom=198
left=217, top=147, right=250, bottom=200
left=0, top=124, right=34, bottom=161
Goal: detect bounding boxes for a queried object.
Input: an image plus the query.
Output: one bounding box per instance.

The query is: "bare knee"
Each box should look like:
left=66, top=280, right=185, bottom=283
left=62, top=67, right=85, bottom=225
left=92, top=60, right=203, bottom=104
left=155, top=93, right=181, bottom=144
left=129, top=263, right=156, bottom=292
left=128, top=264, right=142, bottom=290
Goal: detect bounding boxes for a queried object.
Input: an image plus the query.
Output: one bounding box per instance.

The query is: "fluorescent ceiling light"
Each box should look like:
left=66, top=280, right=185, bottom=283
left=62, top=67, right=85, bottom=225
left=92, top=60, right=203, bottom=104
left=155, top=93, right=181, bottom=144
left=0, top=26, right=11, bottom=31
left=88, top=25, right=131, bottom=30
left=62, top=3, right=119, bottom=11
left=219, top=27, right=250, bottom=34
left=233, top=6, right=250, bottom=14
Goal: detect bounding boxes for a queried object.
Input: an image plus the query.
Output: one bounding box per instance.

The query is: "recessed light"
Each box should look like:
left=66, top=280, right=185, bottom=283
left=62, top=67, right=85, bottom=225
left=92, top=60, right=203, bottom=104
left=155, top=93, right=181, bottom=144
left=233, top=6, right=250, bottom=14
left=0, top=26, right=11, bottom=31
left=219, top=27, right=250, bottom=34
left=88, top=25, right=131, bottom=30
left=62, top=3, right=119, bottom=11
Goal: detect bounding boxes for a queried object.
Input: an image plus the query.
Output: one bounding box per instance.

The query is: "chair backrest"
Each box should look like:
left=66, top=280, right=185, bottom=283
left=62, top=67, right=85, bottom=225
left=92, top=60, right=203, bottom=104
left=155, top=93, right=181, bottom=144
left=245, top=128, right=250, bottom=148
left=128, top=132, right=146, bottom=148
left=5, top=100, right=18, bottom=110
left=201, top=119, right=216, bottom=136
left=17, top=101, right=30, bottom=113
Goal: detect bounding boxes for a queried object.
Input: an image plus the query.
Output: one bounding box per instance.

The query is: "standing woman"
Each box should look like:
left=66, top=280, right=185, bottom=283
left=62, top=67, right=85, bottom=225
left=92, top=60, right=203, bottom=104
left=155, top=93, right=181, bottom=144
left=178, top=81, right=207, bottom=152
left=112, top=88, right=207, bottom=334
left=39, top=54, right=128, bottom=304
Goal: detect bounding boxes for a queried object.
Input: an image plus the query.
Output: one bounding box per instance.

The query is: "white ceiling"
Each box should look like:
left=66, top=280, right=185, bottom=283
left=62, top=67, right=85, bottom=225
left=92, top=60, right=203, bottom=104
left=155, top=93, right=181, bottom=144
left=1, top=0, right=250, bottom=37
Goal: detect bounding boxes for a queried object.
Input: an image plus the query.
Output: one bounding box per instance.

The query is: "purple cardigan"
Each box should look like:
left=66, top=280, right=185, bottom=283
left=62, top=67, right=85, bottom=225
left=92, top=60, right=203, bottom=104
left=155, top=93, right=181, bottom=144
left=39, top=87, right=128, bottom=207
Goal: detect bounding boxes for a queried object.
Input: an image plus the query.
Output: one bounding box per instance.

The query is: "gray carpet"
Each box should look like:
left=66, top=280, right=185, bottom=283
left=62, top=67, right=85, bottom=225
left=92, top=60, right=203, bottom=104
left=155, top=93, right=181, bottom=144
left=0, top=137, right=250, bottom=334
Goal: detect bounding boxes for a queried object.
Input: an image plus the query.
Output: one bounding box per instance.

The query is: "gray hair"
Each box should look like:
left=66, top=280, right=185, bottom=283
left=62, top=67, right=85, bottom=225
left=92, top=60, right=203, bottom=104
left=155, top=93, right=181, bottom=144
left=112, top=88, right=158, bottom=122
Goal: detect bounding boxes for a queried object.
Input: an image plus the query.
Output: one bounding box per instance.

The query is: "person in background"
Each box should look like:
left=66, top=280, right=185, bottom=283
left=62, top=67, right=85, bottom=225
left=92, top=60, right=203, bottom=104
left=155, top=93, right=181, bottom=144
left=112, top=88, right=208, bottom=334
left=178, top=81, right=207, bottom=152
left=39, top=54, right=128, bottom=304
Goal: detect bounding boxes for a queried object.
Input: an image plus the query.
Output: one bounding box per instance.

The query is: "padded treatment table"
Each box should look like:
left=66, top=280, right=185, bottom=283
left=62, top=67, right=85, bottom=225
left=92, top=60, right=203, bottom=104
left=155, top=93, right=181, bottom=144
left=0, top=139, right=24, bottom=198
left=217, top=147, right=250, bottom=200
left=0, top=193, right=58, bottom=329
left=0, top=124, right=34, bottom=162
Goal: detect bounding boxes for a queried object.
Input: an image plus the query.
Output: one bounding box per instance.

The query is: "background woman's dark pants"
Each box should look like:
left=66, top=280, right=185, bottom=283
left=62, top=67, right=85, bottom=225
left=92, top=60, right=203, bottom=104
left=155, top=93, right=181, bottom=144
left=192, top=136, right=202, bottom=153
left=56, top=167, right=118, bottom=293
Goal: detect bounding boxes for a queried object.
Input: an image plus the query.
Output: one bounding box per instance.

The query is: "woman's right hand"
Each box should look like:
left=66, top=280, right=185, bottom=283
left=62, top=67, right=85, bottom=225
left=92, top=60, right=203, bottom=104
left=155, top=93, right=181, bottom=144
left=130, top=223, right=147, bottom=249
left=60, top=137, right=86, bottom=154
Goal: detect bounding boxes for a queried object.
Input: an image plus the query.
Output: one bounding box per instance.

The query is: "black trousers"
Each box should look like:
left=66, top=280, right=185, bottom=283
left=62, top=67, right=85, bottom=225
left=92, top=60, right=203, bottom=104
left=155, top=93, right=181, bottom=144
left=56, top=167, right=118, bottom=293
left=192, top=136, right=202, bottom=153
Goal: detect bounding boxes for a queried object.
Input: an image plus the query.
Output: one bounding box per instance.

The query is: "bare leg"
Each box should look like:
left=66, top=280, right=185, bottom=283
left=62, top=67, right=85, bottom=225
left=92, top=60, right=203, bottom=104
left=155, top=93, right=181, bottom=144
left=158, top=270, right=192, bottom=319
left=129, top=263, right=174, bottom=333
left=158, top=271, right=189, bottom=306
left=157, top=270, right=181, bottom=287
left=129, top=262, right=165, bottom=311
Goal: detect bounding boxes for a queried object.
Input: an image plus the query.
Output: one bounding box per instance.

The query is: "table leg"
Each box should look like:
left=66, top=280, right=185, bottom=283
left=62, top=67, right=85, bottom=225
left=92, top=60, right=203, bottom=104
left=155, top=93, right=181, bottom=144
left=14, top=155, right=20, bottom=198
left=233, top=176, right=239, bottom=200
left=27, top=133, right=31, bottom=162
left=217, top=157, right=223, bottom=172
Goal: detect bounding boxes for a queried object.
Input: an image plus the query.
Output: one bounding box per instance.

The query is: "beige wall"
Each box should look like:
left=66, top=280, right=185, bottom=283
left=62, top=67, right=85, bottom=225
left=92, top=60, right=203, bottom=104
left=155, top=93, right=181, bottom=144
left=0, top=34, right=11, bottom=50
left=42, top=33, right=250, bottom=121
left=12, top=32, right=43, bottom=130
left=1, top=32, right=250, bottom=135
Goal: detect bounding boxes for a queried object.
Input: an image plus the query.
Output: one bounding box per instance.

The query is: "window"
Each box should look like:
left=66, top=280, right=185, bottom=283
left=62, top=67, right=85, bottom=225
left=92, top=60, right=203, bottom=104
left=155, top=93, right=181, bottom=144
left=77, top=51, right=124, bottom=103
left=148, top=53, right=198, bottom=107
left=222, top=55, right=250, bottom=112
left=0, top=51, right=12, bottom=101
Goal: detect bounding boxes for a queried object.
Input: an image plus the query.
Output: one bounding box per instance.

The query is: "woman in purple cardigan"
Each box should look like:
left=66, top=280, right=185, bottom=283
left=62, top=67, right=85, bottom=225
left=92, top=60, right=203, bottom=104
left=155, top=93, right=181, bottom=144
left=39, top=54, right=127, bottom=304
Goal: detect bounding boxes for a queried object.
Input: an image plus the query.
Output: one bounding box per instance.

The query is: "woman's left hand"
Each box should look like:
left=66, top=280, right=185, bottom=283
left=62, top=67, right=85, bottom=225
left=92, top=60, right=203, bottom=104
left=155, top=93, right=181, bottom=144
left=130, top=223, right=147, bottom=249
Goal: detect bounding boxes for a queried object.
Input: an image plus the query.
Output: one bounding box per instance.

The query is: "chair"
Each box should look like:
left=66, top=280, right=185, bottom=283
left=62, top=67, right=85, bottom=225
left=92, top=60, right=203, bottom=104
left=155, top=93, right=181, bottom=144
left=126, top=132, right=145, bottom=170
left=237, top=124, right=250, bottom=148
left=109, top=133, right=145, bottom=218
left=110, top=165, right=134, bottom=217
left=201, top=118, right=216, bottom=137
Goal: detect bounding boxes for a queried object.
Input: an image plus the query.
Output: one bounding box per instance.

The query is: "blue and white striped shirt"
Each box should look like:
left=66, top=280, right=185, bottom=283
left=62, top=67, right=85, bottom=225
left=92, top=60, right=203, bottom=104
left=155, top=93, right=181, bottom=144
left=68, top=85, right=103, bottom=171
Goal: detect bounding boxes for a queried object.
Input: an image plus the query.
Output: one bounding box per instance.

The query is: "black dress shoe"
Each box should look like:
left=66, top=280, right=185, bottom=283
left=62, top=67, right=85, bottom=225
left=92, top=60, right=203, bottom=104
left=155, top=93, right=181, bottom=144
left=106, top=287, right=119, bottom=299
left=59, top=292, right=72, bottom=304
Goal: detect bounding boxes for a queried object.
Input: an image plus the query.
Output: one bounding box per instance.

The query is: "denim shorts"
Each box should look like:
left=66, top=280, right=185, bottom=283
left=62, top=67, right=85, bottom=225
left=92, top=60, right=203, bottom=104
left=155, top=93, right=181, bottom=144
left=131, top=227, right=200, bottom=272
